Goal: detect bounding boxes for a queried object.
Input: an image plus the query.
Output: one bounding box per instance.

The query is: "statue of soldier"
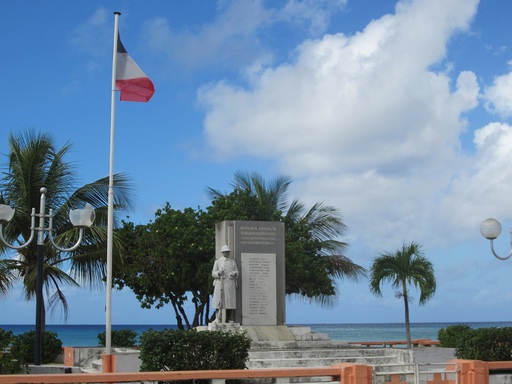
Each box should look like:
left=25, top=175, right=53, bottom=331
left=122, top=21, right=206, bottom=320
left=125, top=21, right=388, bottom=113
left=212, top=245, right=239, bottom=322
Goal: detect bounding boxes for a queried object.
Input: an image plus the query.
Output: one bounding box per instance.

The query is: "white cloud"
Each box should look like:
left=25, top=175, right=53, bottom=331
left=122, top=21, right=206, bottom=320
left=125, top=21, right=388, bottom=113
left=439, top=122, right=512, bottom=229
left=484, top=71, right=512, bottom=117
left=143, top=0, right=273, bottom=69
left=280, top=0, right=348, bottom=35
left=199, top=0, right=483, bottom=250
left=68, top=7, right=111, bottom=71
left=143, top=0, right=346, bottom=70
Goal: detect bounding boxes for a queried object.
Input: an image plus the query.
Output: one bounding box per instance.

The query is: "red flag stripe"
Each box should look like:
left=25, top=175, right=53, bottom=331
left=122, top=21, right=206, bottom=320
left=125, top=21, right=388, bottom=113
left=115, top=35, right=155, bottom=102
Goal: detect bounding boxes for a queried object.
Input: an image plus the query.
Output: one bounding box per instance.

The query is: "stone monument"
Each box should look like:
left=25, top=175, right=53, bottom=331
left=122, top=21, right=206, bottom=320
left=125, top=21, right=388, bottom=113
left=215, top=220, right=286, bottom=326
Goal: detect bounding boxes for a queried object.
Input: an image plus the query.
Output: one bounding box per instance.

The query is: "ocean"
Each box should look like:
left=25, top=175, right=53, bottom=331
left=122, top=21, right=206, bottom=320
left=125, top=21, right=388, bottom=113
left=1, top=322, right=511, bottom=347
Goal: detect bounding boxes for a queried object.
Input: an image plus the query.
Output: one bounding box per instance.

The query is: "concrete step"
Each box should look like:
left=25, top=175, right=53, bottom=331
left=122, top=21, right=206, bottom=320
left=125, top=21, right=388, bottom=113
left=249, top=348, right=396, bottom=359
left=287, top=327, right=331, bottom=341
left=247, top=355, right=397, bottom=369
left=80, top=367, right=101, bottom=374
left=244, top=375, right=339, bottom=384
left=251, top=340, right=353, bottom=350
left=82, top=358, right=102, bottom=373
left=296, top=340, right=353, bottom=349
left=248, top=378, right=337, bottom=384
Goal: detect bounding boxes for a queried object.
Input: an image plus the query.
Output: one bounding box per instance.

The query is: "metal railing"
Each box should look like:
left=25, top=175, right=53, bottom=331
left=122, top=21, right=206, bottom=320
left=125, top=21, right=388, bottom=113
left=373, top=363, right=458, bottom=384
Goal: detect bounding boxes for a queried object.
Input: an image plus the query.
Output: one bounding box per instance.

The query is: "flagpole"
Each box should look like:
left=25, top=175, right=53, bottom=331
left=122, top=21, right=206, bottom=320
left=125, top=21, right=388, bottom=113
left=105, top=11, right=120, bottom=362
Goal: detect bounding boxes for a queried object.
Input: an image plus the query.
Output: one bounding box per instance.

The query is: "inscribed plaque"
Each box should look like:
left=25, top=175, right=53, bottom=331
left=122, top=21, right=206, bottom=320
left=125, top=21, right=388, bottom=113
left=241, top=253, right=277, bottom=325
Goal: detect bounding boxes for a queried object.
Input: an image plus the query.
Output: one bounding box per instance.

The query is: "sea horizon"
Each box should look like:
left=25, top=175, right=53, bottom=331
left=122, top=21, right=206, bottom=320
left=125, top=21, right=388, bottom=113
left=1, top=321, right=511, bottom=347
left=3, top=320, right=511, bottom=326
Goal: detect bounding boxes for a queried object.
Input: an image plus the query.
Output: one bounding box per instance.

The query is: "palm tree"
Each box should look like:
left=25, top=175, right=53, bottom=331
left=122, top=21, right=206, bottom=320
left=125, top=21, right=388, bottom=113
left=369, top=241, right=436, bottom=348
left=208, top=170, right=366, bottom=305
left=0, top=260, right=15, bottom=296
left=0, top=130, right=133, bottom=324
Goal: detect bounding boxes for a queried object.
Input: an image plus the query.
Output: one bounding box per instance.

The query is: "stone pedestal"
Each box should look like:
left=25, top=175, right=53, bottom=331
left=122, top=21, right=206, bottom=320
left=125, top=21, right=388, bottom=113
left=207, top=321, right=242, bottom=333
left=242, top=325, right=295, bottom=341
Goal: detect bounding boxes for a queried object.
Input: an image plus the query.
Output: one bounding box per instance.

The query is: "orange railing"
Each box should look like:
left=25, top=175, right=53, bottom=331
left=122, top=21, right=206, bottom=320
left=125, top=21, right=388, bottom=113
left=1, top=360, right=511, bottom=384
left=0, top=366, right=347, bottom=384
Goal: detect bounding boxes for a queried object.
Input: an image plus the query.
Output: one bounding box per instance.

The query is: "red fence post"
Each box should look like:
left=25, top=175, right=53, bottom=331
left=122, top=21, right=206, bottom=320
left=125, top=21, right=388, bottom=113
left=449, top=360, right=489, bottom=384
left=102, top=353, right=117, bottom=373
left=63, top=347, right=74, bottom=367
left=332, top=363, right=373, bottom=384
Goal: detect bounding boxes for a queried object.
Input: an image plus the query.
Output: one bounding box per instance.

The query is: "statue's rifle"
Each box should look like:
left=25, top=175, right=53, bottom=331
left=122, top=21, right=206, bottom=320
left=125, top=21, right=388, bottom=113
left=220, top=266, right=225, bottom=323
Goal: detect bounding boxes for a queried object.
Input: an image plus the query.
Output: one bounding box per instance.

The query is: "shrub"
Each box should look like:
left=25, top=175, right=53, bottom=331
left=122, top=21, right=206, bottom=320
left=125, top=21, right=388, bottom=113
left=456, top=327, right=512, bottom=361
left=10, top=330, right=62, bottom=364
left=439, top=325, right=512, bottom=361
left=97, top=329, right=138, bottom=347
left=0, top=328, right=27, bottom=374
left=139, top=328, right=250, bottom=384
left=438, top=324, right=473, bottom=348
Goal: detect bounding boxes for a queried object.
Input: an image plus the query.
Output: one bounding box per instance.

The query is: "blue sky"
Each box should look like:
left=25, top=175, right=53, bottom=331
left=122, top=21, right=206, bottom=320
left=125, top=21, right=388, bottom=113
left=2, top=0, right=512, bottom=326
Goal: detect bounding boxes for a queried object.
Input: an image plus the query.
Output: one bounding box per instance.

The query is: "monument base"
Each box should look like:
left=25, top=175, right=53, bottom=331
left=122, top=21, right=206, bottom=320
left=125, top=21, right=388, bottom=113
left=207, top=321, right=242, bottom=333
left=198, top=324, right=299, bottom=341
left=197, top=324, right=336, bottom=350
left=242, top=326, right=295, bottom=341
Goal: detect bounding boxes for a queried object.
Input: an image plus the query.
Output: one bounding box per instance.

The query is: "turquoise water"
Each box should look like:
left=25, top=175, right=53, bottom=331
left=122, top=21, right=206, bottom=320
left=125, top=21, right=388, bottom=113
left=0, top=324, right=177, bottom=347
left=301, top=322, right=512, bottom=342
left=1, top=322, right=511, bottom=347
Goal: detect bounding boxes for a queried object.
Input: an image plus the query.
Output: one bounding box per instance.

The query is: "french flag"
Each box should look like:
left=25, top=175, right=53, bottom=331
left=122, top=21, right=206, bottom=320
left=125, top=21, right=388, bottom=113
left=115, top=36, right=155, bottom=102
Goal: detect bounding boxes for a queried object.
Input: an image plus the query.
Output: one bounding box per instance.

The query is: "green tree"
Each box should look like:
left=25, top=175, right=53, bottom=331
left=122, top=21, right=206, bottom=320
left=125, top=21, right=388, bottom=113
left=114, top=204, right=214, bottom=329
left=0, top=130, right=133, bottom=325
left=114, top=190, right=267, bottom=329
left=369, top=241, right=436, bottom=348
left=208, top=171, right=366, bottom=304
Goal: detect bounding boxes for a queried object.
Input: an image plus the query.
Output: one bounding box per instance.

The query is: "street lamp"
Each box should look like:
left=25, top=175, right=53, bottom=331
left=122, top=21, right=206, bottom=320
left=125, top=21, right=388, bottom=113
left=0, top=187, right=95, bottom=365
left=480, top=218, right=512, bottom=260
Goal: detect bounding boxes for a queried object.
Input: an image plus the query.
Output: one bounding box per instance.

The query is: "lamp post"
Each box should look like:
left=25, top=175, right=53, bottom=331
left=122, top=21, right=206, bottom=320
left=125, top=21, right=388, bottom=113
left=0, top=187, right=95, bottom=365
left=480, top=218, right=512, bottom=260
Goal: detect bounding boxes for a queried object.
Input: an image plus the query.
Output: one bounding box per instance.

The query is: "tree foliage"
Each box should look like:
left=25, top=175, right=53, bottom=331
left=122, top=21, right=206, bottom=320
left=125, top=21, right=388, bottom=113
left=438, top=324, right=473, bottom=348
left=115, top=171, right=365, bottom=327
left=0, top=329, right=27, bottom=374
left=97, top=329, right=138, bottom=347
left=369, top=241, right=436, bottom=348
left=114, top=204, right=215, bottom=329
left=10, top=330, right=62, bottom=364
left=0, top=130, right=134, bottom=324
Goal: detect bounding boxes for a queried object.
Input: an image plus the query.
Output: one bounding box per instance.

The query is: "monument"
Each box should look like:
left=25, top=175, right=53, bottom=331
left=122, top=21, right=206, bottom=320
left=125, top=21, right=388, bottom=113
left=214, top=220, right=286, bottom=326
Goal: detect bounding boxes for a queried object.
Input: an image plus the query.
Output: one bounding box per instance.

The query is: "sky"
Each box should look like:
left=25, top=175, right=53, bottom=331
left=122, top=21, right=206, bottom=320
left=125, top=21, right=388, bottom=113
left=1, top=0, right=512, bottom=326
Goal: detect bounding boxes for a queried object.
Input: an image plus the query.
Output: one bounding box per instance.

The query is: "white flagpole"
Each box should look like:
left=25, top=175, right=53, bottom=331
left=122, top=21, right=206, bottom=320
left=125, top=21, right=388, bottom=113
left=106, top=11, right=120, bottom=359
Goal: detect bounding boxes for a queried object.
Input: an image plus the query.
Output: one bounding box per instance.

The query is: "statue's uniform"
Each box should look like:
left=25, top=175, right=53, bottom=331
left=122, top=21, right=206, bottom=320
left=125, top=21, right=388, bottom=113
left=212, top=256, right=238, bottom=309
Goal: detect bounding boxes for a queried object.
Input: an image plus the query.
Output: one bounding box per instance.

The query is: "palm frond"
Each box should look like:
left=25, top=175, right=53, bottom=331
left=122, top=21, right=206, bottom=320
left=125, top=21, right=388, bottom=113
left=325, top=255, right=367, bottom=280
left=205, top=186, right=223, bottom=200
left=286, top=199, right=304, bottom=220
left=289, top=291, right=338, bottom=307
left=0, top=129, right=134, bottom=323
left=44, top=264, right=80, bottom=291
left=0, top=259, right=16, bottom=295
left=47, top=285, right=71, bottom=321
left=369, top=241, right=436, bottom=302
